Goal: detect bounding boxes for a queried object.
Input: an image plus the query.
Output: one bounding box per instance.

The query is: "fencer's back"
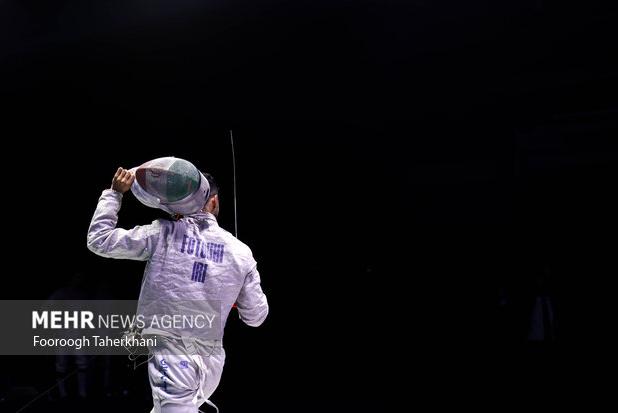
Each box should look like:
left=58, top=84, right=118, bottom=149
left=136, top=212, right=255, bottom=338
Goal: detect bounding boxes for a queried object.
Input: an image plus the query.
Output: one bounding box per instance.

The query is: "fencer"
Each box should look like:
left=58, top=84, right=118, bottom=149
left=87, top=163, right=269, bottom=413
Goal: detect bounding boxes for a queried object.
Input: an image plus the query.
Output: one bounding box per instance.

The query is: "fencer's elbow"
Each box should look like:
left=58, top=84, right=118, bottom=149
left=86, top=234, right=106, bottom=256
left=242, top=305, right=269, bottom=327
left=87, top=239, right=101, bottom=255
left=244, top=317, right=266, bottom=328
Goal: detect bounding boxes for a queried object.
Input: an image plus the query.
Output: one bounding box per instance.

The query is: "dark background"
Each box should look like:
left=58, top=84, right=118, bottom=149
left=1, top=0, right=617, bottom=411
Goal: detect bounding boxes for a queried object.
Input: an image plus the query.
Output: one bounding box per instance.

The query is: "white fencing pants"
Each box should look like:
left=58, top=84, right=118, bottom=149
left=147, top=336, right=225, bottom=413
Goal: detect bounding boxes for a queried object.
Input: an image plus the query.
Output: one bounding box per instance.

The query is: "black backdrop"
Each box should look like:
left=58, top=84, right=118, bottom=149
left=1, top=1, right=618, bottom=412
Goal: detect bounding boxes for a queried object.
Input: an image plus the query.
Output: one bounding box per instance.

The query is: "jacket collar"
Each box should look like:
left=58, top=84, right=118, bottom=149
left=185, top=211, right=218, bottom=225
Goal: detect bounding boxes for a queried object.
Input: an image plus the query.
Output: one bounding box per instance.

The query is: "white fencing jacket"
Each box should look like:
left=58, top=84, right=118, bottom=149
left=87, top=189, right=268, bottom=341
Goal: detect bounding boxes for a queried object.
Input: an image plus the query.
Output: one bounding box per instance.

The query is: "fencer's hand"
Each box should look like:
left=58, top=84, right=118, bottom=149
left=111, top=167, right=135, bottom=193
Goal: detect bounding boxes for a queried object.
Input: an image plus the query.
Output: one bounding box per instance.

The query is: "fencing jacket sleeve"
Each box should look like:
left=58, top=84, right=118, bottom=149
left=236, top=265, right=269, bottom=327
left=87, top=189, right=162, bottom=261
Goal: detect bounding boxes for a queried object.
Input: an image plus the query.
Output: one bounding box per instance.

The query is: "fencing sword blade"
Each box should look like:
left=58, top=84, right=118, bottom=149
left=230, top=130, right=238, bottom=238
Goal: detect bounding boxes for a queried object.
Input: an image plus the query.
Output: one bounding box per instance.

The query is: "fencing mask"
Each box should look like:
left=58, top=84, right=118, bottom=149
left=130, top=157, right=210, bottom=216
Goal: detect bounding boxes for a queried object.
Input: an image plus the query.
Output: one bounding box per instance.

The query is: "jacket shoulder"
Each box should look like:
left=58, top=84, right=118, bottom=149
left=218, top=228, right=255, bottom=262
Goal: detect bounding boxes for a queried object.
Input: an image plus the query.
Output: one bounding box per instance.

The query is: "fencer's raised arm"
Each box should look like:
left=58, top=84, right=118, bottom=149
left=236, top=265, right=269, bottom=327
left=87, top=168, right=162, bottom=261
